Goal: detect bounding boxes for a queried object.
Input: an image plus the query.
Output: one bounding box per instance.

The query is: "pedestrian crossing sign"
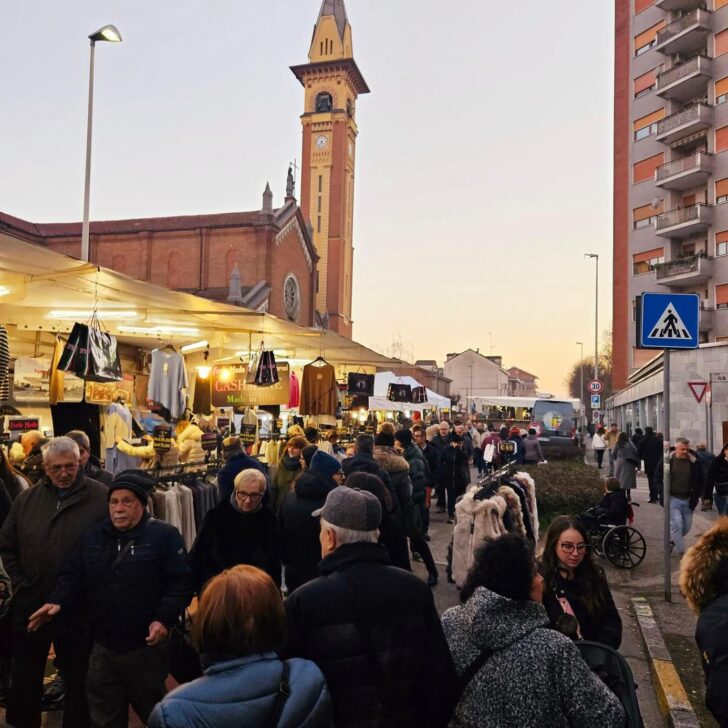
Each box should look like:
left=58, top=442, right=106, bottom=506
left=638, top=293, right=699, bottom=349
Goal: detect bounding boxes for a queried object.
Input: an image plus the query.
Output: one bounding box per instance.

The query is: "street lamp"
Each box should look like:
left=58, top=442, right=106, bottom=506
left=576, top=341, right=584, bottom=434
left=81, top=24, right=122, bottom=263
left=584, top=253, right=599, bottom=383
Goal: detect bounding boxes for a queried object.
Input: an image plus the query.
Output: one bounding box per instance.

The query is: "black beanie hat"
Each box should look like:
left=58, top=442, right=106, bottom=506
left=302, top=445, right=318, bottom=468
left=108, top=469, right=155, bottom=506
left=394, top=429, right=412, bottom=448
left=375, top=432, right=395, bottom=447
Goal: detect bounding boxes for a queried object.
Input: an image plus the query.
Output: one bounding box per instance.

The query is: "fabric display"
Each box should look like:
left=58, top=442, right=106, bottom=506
left=347, top=373, right=374, bottom=396
left=288, top=370, right=300, bottom=409
left=48, top=337, right=65, bottom=405
left=300, top=361, right=337, bottom=416
left=387, top=383, right=412, bottom=403
left=102, top=401, right=138, bottom=475
left=452, top=471, right=538, bottom=588
left=148, top=348, right=188, bottom=420
left=0, top=325, right=9, bottom=402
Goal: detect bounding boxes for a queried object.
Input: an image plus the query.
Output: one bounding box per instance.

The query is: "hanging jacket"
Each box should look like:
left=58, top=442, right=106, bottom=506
left=177, top=424, right=206, bottom=464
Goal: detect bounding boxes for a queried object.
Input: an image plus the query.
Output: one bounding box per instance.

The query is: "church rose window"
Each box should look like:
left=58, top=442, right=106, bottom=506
left=283, top=274, right=301, bottom=321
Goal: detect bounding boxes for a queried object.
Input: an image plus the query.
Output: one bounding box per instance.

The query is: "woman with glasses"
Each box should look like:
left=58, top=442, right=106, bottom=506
left=539, top=516, right=622, bottom=648
left=189, top=469, right=281, bottom=594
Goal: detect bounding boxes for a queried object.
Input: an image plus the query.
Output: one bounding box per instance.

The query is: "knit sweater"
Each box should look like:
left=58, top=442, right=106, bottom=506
left=441, top=587, right=624, bottom=728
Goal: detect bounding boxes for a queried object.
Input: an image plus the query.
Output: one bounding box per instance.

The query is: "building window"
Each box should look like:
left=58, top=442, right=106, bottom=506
left=317, top=216, right=321, bottom=233
left=717, top=77, right=728, bottom=105
left=315, top=92, right=333, bottom=113
left=719, top=243, right=728, bottom=256
left=717, top=231, right=728, bottom=256
left=633, top=153, right=664, bottom=184
left=634, top=216, right=657, bottom=229
left=634, top=21, right=665, bottom=56
left=717, top=283, right=728, bottom=309
left=717, top=178, right=728, bottom=204
left=317, top=196, right=322, bottom=213
left=318, top=175, right=323, bottom=193
left=634, top=69, right=657, bottom=98
left=283, top=274, right=301, bottom=322
left=716, top=28, right=728, bottom=58
left=633, top=247, right=665, bottom=275
left=634, top=123, right=658, bottom=141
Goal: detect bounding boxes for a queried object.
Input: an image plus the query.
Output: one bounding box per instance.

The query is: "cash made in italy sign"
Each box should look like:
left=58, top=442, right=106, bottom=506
left=211, top=362, right=290, bottom=407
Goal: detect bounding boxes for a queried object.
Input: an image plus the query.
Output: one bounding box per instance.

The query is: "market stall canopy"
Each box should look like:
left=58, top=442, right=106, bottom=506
left=0, top=237, right=401, bottom=368
left=367, top=371, right=450, bottom=412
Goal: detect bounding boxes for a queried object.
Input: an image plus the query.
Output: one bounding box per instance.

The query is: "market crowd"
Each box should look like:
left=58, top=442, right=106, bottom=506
left=0, top=418, right=724, bottom=727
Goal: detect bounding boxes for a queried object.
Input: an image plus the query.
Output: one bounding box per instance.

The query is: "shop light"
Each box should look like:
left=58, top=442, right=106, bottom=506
left=48, top=310, right=139, bottom=320
left=181, top=340, right=209, bottom=354
left=0, top=287, right=11, bottom=297
left=118, top=325, right=200, bottom=336
left=218, top=368, right=233, bottom=383
left=197, top=366, right=212, bottom=380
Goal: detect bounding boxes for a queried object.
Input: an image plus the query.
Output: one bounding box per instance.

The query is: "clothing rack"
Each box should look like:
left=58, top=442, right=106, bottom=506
left=151, top=460, right=222, bottom=484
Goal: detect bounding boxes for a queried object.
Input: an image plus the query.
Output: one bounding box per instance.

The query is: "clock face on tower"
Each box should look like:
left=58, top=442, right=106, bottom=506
left=315, top=135, right=329, bottom=150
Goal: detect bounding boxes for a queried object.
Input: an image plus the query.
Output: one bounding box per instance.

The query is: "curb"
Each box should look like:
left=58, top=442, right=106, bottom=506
left=632, top=597, right=700, bottom=728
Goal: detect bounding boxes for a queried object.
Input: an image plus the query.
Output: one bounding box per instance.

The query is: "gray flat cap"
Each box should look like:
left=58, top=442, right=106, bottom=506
left=312, top=486, right=382, bottom=531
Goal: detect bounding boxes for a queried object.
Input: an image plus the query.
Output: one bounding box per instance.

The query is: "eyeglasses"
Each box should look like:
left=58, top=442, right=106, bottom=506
left=235, top=490, right=264, bottom=501
left=46, top=463, right=78, bottom=475
left=559, top=542, right=587, bottom=554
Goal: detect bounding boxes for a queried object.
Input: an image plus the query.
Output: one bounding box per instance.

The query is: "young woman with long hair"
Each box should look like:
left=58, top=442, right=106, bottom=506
left=539, top=516, right=622, bottom=648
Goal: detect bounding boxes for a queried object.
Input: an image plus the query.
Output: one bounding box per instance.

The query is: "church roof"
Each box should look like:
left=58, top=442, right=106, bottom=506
left=318, top=0, right=349, bottom=40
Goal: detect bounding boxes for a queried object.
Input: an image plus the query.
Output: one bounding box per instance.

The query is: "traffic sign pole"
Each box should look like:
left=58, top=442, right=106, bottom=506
left=663, top=349, right=671, bottom=603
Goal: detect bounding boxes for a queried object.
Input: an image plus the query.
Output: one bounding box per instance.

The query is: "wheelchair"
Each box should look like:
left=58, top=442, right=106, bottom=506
left=578, top=507, right=647, bottom=570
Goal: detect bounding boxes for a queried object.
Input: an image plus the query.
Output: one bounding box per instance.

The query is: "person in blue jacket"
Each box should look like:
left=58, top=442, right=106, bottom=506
left=148, top=564, right=332, bottom=728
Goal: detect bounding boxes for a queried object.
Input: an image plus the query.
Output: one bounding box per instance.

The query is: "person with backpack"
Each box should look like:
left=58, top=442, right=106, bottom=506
left=442, top=534, right=624, bottom=727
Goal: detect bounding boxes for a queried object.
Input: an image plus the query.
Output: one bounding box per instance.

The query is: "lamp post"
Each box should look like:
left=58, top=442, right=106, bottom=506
left=576, top=341, right=584, bottom=435
left=584, top=253, right=599, bottom=383
left=81, top=24, right=122, bottom=263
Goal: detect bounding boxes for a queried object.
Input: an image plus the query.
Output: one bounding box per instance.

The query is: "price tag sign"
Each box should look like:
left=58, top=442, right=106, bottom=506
left=153, top=425, right=173, bottom=454
left=239, top=424, right=257, bottom=447
left=7, top=417, right=40, bottom=433
left=201, top=432, right=218, bottom=452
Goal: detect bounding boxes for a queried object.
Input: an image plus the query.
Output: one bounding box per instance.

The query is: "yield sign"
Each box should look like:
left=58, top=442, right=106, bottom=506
left=688, top=382, right=708, bottom=404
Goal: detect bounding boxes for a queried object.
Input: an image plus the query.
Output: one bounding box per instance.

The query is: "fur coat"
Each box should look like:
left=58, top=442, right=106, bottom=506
left=374, top=446, right=412, bottom=508
left=680, top=517, right=728, bottom=727
left=498, top=486, right=527, bottom=538
left=513, top=472, right=539, bottom=541
left=452, top=492, right=508, bottom=588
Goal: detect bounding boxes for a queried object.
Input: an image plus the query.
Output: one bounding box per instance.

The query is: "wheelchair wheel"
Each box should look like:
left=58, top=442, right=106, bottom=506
left=602, top=526, right=646, bottom=569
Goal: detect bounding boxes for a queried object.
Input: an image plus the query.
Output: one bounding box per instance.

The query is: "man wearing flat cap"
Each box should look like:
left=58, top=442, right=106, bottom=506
left=285, top=486, right=457, bottom=728
left=28, top=469, right=194, bottom=728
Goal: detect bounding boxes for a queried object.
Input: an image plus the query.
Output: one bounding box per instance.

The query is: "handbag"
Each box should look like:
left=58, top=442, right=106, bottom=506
left=411, top=386, right=428, bottom=404
left=348, top=373, right=374, bottom=396
left=85, top=325, right=123, bottom=382
left=168, top=611, right=203, bottom=684
left=387, top=383, right=412, bottom=403
left=57, top=322, right=88, bottom=373
left=245, top=347, right=261, bottom=385
left=255, top=350, right=279, bottom=386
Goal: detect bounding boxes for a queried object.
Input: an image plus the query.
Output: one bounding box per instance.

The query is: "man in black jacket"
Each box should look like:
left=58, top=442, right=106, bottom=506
left=342, top=435, right=393, bottom=492
left=638, top=427, right=663, bottom=503
left=285, top=487, right=457, bottom=728
left=28, top=470, right=193, bottom=727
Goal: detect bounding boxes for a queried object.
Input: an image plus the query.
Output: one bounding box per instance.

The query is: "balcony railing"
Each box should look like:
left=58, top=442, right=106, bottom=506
left=655, top=253, right=711, bottom=279
left=656, top=103, right=707, bottom=135
left=655, top=203, right=710, bottom=231
left=655, top=8, right=711, bottom=46
left=655, top=153, right=709, bottom=181
left=657, top=56, right=709, bottom=90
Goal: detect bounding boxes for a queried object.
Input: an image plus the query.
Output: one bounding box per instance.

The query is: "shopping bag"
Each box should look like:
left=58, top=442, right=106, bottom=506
left=255, top=350, right=279, bottom=386
left=411, top=386, right=428, bottom=404
left=57, top=323, right=88, bottom=373
left=348, top=373, right=374, bottom=396
left=86, top=326, right=122, bottom=382
left=245, top=348, right=261, bottom=384
left=387, top=383, right=412, bottom=402
left=72, top=325, right=91, bottom=378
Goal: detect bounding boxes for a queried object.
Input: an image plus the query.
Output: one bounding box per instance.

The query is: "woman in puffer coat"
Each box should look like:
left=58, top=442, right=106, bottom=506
left=177, top=421, right=206, bottom=464
left=148, top=564, right=332, bottom=728
left=373, top=432, right=412, bottom=517
left=680, top=518, right=728, bottom=728
left=441, top=534, right=624, bottom=728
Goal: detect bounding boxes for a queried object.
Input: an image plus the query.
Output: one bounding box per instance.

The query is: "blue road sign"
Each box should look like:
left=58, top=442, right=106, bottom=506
left=591, top=394, right=601, bottom=408
left=639, top=293, right=699, bottom=349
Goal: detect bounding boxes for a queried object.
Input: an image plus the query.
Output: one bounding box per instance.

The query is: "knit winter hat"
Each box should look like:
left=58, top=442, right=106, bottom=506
left=394, top=429, right=412, bottom=448
left=302, top=445, right=318, bottom=468
left=374, top=432, right=395, bottom=447
left=310, top=450, right=342, bottom=479
left=108, top=469, right=155, bottom=506
left=222, top=436, right=242, bottom=455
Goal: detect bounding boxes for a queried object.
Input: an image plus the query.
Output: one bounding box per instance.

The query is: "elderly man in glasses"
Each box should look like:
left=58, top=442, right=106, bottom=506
left=189, top=469, right=281, bottom=594
left=0, top=436, right=108, bottom=728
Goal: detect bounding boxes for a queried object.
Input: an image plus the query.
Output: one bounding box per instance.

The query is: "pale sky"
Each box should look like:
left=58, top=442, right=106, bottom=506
left=0, top=0, right=615, bottom=396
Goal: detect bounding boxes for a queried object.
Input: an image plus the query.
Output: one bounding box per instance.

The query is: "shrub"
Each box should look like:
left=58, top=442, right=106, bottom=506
left=541, top=443, right=585, bottom=461
left=519, top=461, right=603, bottom=530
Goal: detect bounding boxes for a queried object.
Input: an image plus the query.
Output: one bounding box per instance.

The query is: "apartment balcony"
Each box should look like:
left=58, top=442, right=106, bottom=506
left=655, top=103, right=713, bottom=144
left=655, top=152, right=712, bottom=190
left=699, top=305, right=715, bottom=331
left=656, top=55, right=712, bottom=101
left=655, top=253, right=714, bottom=286
left=655, top=203, right=712, bottom=237
left=657, top=0, right=709, bottom=10
left=654, top=9, right=712, bottom=56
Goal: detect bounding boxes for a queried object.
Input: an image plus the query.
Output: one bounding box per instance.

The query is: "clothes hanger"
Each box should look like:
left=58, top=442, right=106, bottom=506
left=309, top=355, right=329, bottom=367
left=160, top=343, right=177, bottom=353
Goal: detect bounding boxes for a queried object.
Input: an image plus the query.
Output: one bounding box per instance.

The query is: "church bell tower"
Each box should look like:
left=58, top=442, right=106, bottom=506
left=291, top=0, right=369, bottom=338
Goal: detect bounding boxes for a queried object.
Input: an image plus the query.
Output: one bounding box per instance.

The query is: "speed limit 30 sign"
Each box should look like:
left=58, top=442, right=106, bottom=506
left=587, top=380, right=603, bottom=394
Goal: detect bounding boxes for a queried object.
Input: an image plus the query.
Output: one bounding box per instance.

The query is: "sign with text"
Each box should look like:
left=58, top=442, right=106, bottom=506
left=590, top=394, right=601, bottom=408
left=239, top=424, right=257, bottom=446
left=587, top=380, right=603, bottom=394
left=211, top=362, right=290, bottom=408
left=153, top=425, right=173, bottom=453
left=7, top=417, right=40, bottom=432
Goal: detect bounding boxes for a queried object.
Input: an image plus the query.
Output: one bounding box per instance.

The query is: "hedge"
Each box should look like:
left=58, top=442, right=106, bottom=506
left=519, top=461, right=604, bottom=531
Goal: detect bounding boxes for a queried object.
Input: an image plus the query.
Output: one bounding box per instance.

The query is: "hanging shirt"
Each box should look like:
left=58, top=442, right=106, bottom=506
left=192, top=372, right=212, bottom=415
left=288, top=370, right=301, bottom=409
left=300, top=363, right=337, bottom=416
left=148, top=349, right=187, bottom=420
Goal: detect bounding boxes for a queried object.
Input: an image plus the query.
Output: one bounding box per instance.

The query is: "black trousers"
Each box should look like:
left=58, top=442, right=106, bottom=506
left=595, top=449, right=605, bottom=468
left=8, top=614, right=91, bottom=728
left=410, top=534, right=437, bottom=576
left=86, top=641, right=169, bottom=728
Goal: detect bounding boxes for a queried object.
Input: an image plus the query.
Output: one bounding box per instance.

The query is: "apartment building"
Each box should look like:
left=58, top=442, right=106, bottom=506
left=613, top=0, right=728, bottom=390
